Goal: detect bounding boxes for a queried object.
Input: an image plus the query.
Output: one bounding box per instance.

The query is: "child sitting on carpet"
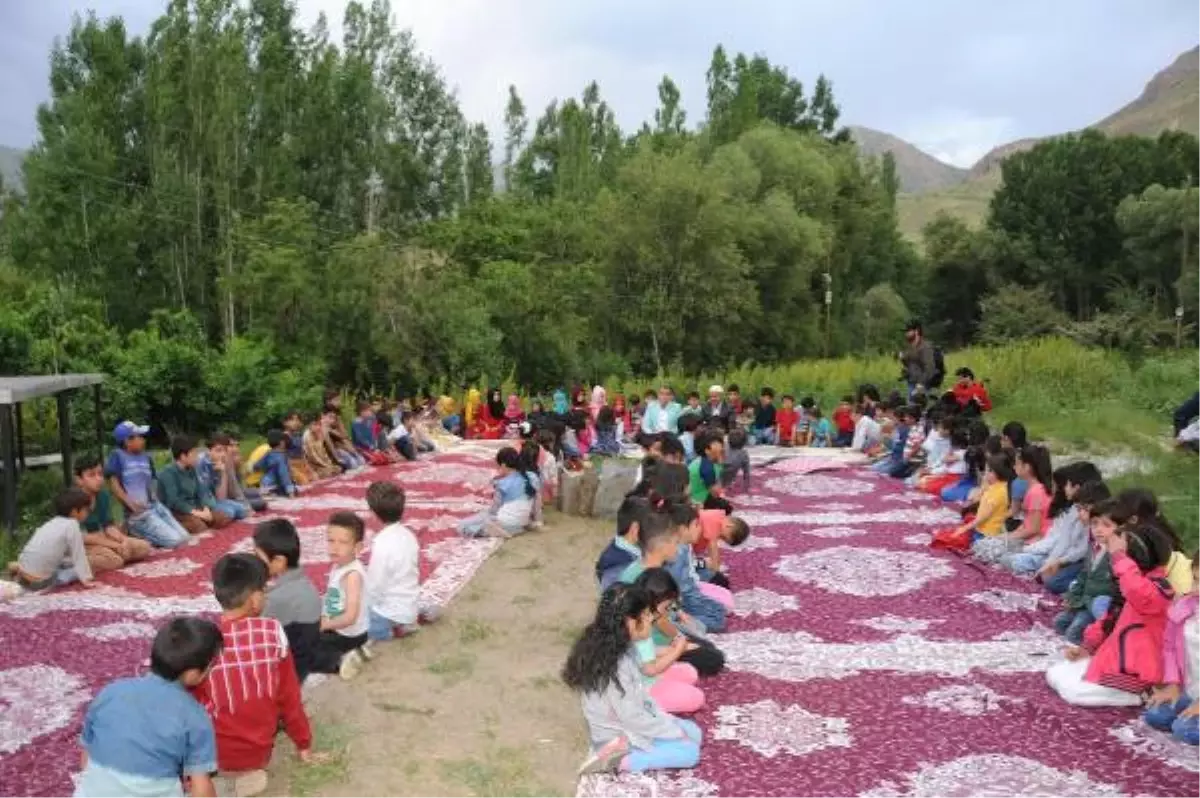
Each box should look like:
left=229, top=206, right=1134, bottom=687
left=688, top=432, right=728, bottom=511
left=254, top=430, right=299, bottom=497
left=1115, top=489, right=1194, bottom=596
left=591, top=406, right=622, bottom=457
left=1056, top=488, right=1117, bottom=644
left=918, top=426, right=970, bottom=497
left=693, top=507, right=751, bottom=590
left=720, top=428, right=751, bottom=490
left=775, top=394, right=799, bottom=447
left=158, top=435, right=234, bottom=536
left=458, top=447, right=542, bottom=537
left=999, top=462, right=1100, bottom=589
left=796, top=397, right=816, bottom=446
left=1143, top=556, right=1199, bottom=745
left=9, top=489, right=94, bottom=591
left=631, top=571, right=706, bottom=715
left=1046, top=524, right=1174, bottom=708
left=596, top=496, right=650, bottom=592
left=665, top=502, right=731, bottom=633
left=75, top=457, right=152, bottom=574
left=850, top=402, right=882, bottom=454
left=195, top=554, right=316, bottom=794
left=931, top=454, right=1012, bottom=552
left=808, top=406, right=834, bottom=448
left=351, top=401, right=396, bottom=466
left=365, top=481, right=437, bottom=641
left=563, top=583, right=703, bottom=776
left=76, top=617, right=222, bottom=798
left=974, top=444, right=1053, bottom=564
left=832, top=395, right=855, bottom=447
left=256, top=519, right=363, bottom=682
left=319, top=512, right=372, bottom=676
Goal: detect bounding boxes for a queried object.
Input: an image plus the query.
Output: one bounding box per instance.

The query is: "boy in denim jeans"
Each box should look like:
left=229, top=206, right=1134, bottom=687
left=256, top=430, right=298, bottom=497
left=105, top=421, right=190, bottom=549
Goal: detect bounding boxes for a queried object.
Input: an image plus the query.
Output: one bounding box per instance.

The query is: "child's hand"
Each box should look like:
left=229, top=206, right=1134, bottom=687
left=1148, top=684, right=1180, bottom=707
left=1063, top=646, right=1086, bottom=662
left=1105, top=533, right=1128, bottom=557
left=1181, top=701, right=1200, bottom=719
left=1038, top=561, right=1060, bottom=577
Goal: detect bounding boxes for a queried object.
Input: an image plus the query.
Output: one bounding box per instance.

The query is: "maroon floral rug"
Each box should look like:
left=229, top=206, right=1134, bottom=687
left=579, top=462, right=1199, bottom=797
left=0, top=446, right=505, bottom=797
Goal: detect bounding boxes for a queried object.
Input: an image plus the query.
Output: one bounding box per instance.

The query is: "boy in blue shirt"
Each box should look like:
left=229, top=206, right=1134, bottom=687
left=594, top=496, right=647, bottom=591
left=76, top=617, right=222, bottom=797
left=104, top=421, right=190, bottom=549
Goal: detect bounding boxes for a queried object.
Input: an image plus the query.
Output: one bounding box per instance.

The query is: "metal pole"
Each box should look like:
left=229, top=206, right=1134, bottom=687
left=93, top=383, right=104, bottom=461
left=1, top=405, right=17, bottom=538
left=57, top=391, right=73, bottom=487
left=1176, top=307, right=1184, bottom=350
left=14, top=402, right=25, bottom=470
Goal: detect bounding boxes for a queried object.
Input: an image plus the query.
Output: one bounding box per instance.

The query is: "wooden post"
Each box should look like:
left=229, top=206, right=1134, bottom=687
left=1, top=405, right=16, bottom=538
left=93, top=384, right=104, bottom=460
left=57, top=391, right=73, bottom=487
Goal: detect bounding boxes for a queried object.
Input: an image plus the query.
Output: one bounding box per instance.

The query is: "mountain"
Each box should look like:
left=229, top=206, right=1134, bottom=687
left=848, top=126, right=968, bottom=193
left=0, top=145, right=24, bottom=193
left=896, top=45, right=1199, bottom=241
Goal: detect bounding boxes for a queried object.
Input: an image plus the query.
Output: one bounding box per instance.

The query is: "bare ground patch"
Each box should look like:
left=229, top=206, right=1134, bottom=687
left=265, top=511, right=610, bottom=796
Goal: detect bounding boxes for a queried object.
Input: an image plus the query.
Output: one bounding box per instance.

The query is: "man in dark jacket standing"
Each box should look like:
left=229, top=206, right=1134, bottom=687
left=900, top=320, right=936, bottom=400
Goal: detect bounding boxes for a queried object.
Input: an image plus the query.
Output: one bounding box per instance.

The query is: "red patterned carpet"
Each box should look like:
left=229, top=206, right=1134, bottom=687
left=0, top=446, right=505, bottom=797
left=579, top=459, right=1199, bottom=798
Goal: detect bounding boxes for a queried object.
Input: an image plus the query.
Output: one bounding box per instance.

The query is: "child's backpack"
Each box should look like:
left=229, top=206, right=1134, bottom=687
left=929, top=347, right=946, bottom=389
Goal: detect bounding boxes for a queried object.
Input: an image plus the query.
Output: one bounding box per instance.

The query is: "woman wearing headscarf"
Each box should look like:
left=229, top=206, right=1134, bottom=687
left=471, top=387, right=506, bottom=440
left=552, top=389, right=569, bottom=417
left=503, top=394, right=526, bottom=438
left=589, top=385, right=608, bottom=421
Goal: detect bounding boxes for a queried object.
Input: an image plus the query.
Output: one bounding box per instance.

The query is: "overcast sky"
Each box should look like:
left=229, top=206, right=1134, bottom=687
left=1, top=0, right=1196, bottom=166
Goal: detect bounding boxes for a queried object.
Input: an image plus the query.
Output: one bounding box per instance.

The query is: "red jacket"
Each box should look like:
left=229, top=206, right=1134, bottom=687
left=193, top=616, right=312, bottom=771
left=951, top=382, right=992, bottom=412
left=1082, top=554, right=1173, bottom=693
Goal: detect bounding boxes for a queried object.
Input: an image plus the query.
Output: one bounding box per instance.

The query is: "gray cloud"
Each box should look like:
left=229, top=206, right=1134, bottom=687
left=1, top=0, right=1196, bottom=166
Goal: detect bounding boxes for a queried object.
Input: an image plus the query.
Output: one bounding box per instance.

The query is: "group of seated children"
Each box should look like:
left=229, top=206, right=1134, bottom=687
left=73, top=478, right=431, bottom=797
left=564, top=451, right=753, bottom=776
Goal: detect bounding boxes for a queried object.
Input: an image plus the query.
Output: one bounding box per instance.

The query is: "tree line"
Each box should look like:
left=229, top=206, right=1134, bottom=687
left=0, top=0, right=1195, bottom=436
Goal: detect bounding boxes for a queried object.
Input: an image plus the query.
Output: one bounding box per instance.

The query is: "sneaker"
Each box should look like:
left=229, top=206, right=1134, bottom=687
left=577, top=736, right=628, bottom=775
left=339, top=649, right=364, bottom=681
left=359, top=641, right=376, bottom=662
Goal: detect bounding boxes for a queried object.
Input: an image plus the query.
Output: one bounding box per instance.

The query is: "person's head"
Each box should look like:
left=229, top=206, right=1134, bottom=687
left=936, top=412, right=954, bottom=436
left=1074, top=480, right=1111, bottom=524
left=686, top=391, right=701, bottom=408
left=561, top=583, right=654, bottom=694
left=781, top=394, right=795, bottom=410
left=327, top=511, right=365, bottom=567
left=320, top=409, right=339, bottom=429
left=700, top=431, right=724, bottom=463
left=839, top=394, right=853, bottom=408
left=904, top=319, right=923, bottom=344
left=722, top=515, right=751, bottom=546
left=635, top=567, right=681, bottom=619
left=266, top=429, right=288, bottom=451
left=211, top=553, right=269, bottom=615
left=253, top=518, right=301, bottom=576
left=727, top=427, right=748, bottom=451
left=496, top=446, right=522, bottom=474
left=985, top=453, right=1016, bottom=485
left=679, top=413, right=701, bottom=434
left=983, top=433, right=1003, bottom=455
left=283, top=411, right=303, bottom=431
left=808, top=405, right=824, bottom=421
left=760, top=387, right=775, bottom=405
left=727, top=385, right=741, bottom=405
left=857, top=384, right=881, bottom=405
left=1000, top=421, right=1027, bottom=451
left=208, top=432, right=234, bottom=462
left=1016, top=444, right=1052, bottom=492
left=955, top=367, right=975, bottom=387
left=949, top=426, right=971, bottom=451
left=73, top=456, right=104, bottom=496
left=370, top=396, right=384, bottom=413
left=898, top=405, right=919, bottom=425
left=536, top=428, right=557, bottom=452
left=1100, top=523, right=1176, bottom=638
left=1089, top=497, right=1127, bottom=545
left=666, top=501, right=701, bottom=544
left=648, top=462, right=691, bottom=504
left=596, top=406, right=616, bottom=429
left=643, top=433, right=665, bottom=459
left=530, top=398, right=545, bottom=415
left=636, top=508, right=678, bottom=563
left=707, top=385, right=724, bottom=405
left=658, top=434, right=685, bottom=464
left=1114, top=487, right=1184, bottom=551
left=54, top=487, right=93, bottom=521
left=324, top=390, right=342, bottom=410
left=617, top=496, right=649, bottom=543
left=1061, top=461, right=1102, bottom=501
left=150, top=617, right=223, bottom=687
left=366, top=480, right=406, bottom=524
left=172, top=436, right=199, bottom=465
left=800, top=396, right=815, bottom=412
left=114, top=420, right=150, bottom=453
left=356, top=400, right=373, bottom=418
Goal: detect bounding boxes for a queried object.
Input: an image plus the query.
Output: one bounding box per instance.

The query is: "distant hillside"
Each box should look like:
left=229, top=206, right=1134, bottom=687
left=848, top=126, right=968, bottom=193
left=897, top=46, right=1200, bottom=241
left=0, top=145, right=23, bottom=193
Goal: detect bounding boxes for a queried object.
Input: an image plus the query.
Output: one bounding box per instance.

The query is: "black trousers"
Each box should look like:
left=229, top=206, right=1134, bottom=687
left=705, top=570, right=731, bottom=590
left=703, top=495, right=734, bottom=514
left=679, top=634, right=725, bottom=676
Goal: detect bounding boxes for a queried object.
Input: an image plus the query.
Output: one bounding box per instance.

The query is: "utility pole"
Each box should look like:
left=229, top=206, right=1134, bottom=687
left=823, top=271, right=833, bottom=358
left=1176, top=306, right=1184, bottom=350
left=365, top=170, right=383, bottom=235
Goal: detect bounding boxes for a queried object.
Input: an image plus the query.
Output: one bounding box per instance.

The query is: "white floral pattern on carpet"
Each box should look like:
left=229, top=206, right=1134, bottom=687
left=731, top=494, right=779, bottom=507
left=74, top=620, right=157, bottom=642
left=713, top=699, right=852, bottom=757
left=901, top=532, right=933, bottom=546
left=857, top=754, right=1126, bottom=797
left=576, top=772, right=718, bottom=798
left=763, top=474, right=876, bottom=498
left=900, top=684, right=1024, bottom=716
left=799, top=525, right=868, bottom=539
left=119, top=557, right=203, bottom=579
left=228, top=524, right=330, bottom=564
left=1108, top=720, right=1200, bottom=773
left=964, top=589, right=1043, bottom=613
left=725, top=535, right=778, bottom=554
left=733, top=587, right=799, bottom=617
left=720, top=627, right=1062, bottom=682
left=738, top=507, right=961, bottom=529
left=773, top=547, right=955, bottom=597
left=0, top=666, right=92, bottom=754
left=851, top=615, right=944, bottom=634
left=0, top=586, right=220, bottom=619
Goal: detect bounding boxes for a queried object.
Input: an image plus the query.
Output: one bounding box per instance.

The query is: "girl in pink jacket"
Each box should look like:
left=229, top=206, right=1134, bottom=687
left=1143, top=557, right=1199, bottom=745
left=1046, top=524, right=1175, bottom=707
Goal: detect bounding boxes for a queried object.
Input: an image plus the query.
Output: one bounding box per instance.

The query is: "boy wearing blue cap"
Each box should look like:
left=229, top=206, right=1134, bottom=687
left=104, top=420, right=190, bottom=548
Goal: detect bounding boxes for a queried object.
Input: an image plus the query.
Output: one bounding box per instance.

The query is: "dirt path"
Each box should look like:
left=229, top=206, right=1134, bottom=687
left=266, top=511, right=608, bottom=797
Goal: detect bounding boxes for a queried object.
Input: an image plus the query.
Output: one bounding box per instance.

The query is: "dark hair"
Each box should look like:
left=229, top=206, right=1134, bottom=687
left=857, top=384, right=881, bottom=403
left=727, top=383, right=740, bottom=393
left=967, top=419, right=990, bottom=447
left=366, top=480, right=407, bottom=523
left=1114, top=488, right=1183, bottom=551
left=150, top=617, right=223, bottom=681
left=211, top=553, right=268, bottom=610
left=171, top=434, right=198, bottom=460
left=665, top=501, right=698, bottom=530
left=687, top=391, right=700, bottom=401
left=1101, top=524, right=1174, bottom=637
left=636, top=509, right=674, bottom=553
left=699, top=430, right=723, bottom=457
left=54, top=487, right=93, bottom=517
left=497, top=446, right=537, bottom=498
left=266, top=429, right=287, bottom=449
left=760, top=387, right=775, bottom=399
left=986, top=453, right=1016, bottom=485
left=800, top=396, right=815, bottom=409
left=1075, top=480, right=1111, bottom=508
left=519, top=437, right=541, bottom=472
left=1053, top=461, right=1102, bottom=516
left=1048, top=466, right=1072, bottom=519
left=596, top=406, right=616, bottom=429
left=905, top=318, right=923, bottom=333
left=617, top=496, right=649, bottom=539
left=561, top=583, right=651, bottom=695
left=328, top=510, right=365, bottom=543
left=209, top=433, right=234, bottom=448
left=955, top=367, right=975, bottom=380
left=535, top=428, right=557, bottom=451
left=899, top=405, right=921, bottom=423
left=728, top=516, right=751, bottom=546
left=983, top=433, right=1003, bottom=455
left=283, top=410, right=302, bottom=422
left=679, top=413, right=702, bottom=433
left=782, top=394, right=795, bottom=403
left=1017, top=444, right=1053, bottom=494
left=1000, top=421, right=1027, bottom=449
left=727, top=427, right=748, bottom=450
left=253, top=518, right=301, bottom=568
left=635, top=566, right=680, bottom=607
left=73, top=455, right=102, bottom=477
left=648, top=462, right=690, bottom=504
left=658, top=433, right=685, bottom=461
left=949, top=427, right=971, bottom=450
left=356, top=400, right=372, bottom=414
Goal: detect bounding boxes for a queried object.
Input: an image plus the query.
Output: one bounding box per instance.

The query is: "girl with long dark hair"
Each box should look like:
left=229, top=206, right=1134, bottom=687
left=457, top=447, right=541, bottom=537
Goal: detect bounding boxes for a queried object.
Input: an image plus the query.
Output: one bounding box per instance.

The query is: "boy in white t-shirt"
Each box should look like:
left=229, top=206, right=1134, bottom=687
left=319, top=511, right=371, bottom=679
left=364, top=481, right=437, bottom=642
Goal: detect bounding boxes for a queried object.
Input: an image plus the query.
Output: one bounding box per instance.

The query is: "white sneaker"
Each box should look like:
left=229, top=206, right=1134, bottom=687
left=359, top=641, right=376, bottom=662
left=339, top=649, right=364, bottom=681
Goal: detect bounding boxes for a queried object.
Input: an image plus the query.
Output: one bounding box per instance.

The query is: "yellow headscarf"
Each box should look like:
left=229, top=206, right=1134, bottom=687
left=437, top=394, right=457, bottom=416
left=465, top=388, right=482, bottom=425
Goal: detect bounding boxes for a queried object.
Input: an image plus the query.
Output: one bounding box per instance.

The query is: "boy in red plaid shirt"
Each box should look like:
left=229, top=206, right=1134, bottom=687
left=194, top=553, right=317, bottom=795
